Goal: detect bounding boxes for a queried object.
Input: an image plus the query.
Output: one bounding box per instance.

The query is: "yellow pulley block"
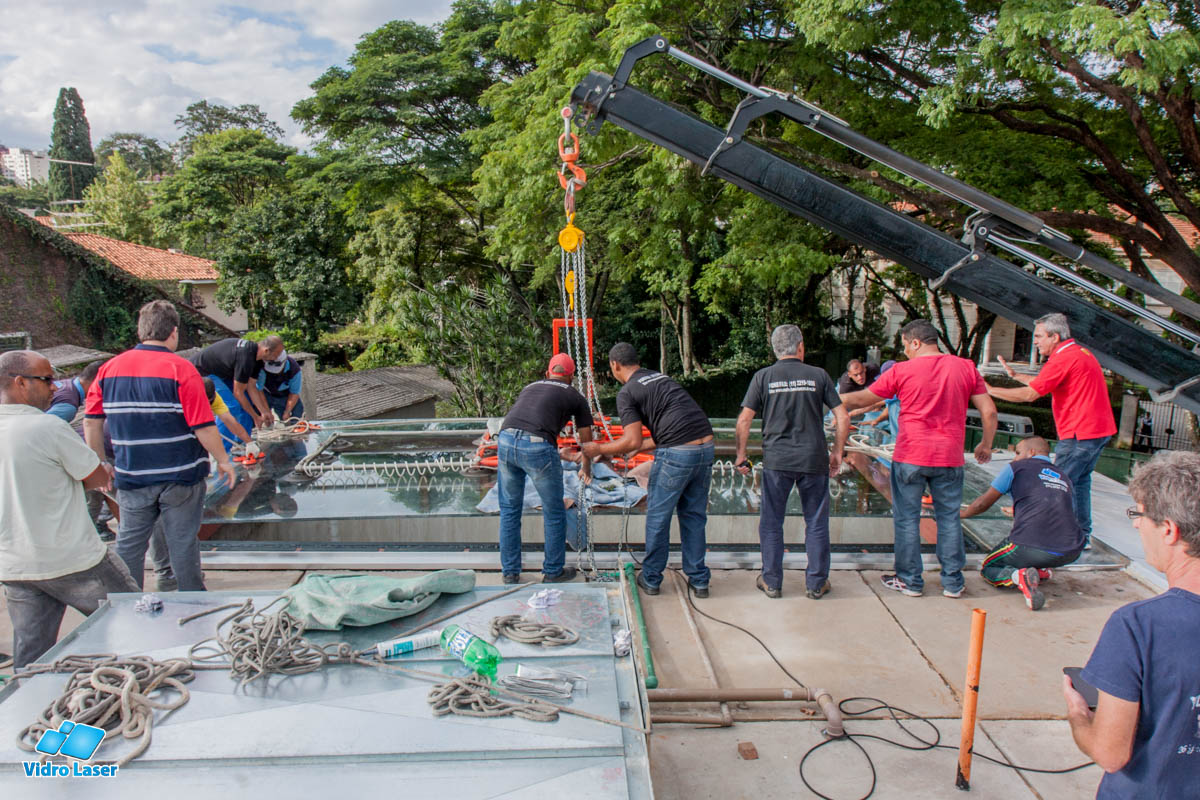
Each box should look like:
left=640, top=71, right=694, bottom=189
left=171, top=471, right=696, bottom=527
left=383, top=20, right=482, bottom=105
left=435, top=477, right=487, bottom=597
left=565, top=269, right=577, bottom=310
left=558, top=215, right=584, bottom=253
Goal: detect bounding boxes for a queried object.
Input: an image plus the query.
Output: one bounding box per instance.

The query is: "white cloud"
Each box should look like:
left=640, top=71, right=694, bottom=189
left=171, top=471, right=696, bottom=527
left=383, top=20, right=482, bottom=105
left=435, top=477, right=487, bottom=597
left=0, top=0, right=454, bottom=152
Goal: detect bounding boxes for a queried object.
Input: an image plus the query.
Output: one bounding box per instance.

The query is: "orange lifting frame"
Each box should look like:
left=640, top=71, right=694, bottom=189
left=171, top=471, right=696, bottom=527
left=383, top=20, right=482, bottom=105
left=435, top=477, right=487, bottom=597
left=552, top=317, right=595, bottom=377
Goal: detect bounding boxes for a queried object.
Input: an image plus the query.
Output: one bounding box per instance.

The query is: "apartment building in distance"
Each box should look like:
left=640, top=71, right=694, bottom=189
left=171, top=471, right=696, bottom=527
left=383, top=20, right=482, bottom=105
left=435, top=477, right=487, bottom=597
left=0, top=145, right=50, bottom=188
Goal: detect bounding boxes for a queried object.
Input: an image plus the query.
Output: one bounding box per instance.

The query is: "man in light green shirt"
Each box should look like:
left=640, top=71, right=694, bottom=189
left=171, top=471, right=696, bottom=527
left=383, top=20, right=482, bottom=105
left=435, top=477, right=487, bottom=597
left=0, top=351, right=139, bottom=669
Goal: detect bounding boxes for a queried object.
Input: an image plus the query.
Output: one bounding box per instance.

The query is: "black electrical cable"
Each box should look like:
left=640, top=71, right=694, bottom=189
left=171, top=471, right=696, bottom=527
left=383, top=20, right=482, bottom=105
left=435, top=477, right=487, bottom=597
left=666, top=571, right=1093, bottom=800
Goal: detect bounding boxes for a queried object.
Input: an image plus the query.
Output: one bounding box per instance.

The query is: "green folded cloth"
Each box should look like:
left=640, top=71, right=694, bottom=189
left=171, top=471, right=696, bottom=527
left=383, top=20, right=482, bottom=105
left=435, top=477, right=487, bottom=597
left=281, top=570, right=476, bottom=630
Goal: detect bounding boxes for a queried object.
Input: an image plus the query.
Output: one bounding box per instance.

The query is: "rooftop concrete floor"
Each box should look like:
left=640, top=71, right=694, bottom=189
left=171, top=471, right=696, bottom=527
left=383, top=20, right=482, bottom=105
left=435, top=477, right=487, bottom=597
left=0, top=556, right=1142, bottom=798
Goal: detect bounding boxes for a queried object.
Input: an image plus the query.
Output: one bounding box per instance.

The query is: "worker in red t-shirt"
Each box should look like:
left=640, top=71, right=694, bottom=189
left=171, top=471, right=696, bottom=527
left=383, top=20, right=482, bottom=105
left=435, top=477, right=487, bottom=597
left=987, top=312, right=1117, bottom=548
left=842, top=319, right=999, bottom=598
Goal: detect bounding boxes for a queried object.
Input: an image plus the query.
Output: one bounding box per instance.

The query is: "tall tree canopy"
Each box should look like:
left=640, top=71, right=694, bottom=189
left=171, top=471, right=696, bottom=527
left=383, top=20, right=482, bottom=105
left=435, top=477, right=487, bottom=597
left=48, top=87, right=98, bottom=201
left=174, top=100, right=286, bottom=161
left=96, top=132, right=174, bottom=178
left=81, top=152, right=157, bottom=244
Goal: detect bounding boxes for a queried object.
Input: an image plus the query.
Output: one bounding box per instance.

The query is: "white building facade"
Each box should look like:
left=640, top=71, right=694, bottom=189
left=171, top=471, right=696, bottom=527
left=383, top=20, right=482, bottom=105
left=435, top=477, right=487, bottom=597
left=0, top=147, right=50, bottom=188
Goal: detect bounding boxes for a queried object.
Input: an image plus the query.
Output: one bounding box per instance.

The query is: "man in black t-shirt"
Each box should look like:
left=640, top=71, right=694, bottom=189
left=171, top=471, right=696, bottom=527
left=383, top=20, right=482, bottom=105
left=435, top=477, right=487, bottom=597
left=736, top=325, right=849, bottom=599
left=581, top=343, right=714, bottom=597
left=191, top=336, right=283, bottom=434
left=961, top=436, right=1083, bottom=610
left=497, top=353, right=594, bottom=584
left=837, top=359, right=883, bottom=417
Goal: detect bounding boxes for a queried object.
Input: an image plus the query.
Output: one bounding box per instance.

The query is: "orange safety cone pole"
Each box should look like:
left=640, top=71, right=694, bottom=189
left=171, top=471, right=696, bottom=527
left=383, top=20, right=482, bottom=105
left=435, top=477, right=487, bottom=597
left=956, top=608, right=987, bottom=790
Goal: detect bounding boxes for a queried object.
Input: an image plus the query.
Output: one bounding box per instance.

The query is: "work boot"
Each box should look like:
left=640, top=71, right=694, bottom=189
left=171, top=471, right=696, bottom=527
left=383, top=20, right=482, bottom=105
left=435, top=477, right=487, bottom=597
left=1014, top=567, right=1044, bottom=611
left=756, top=574, right=781, bottom=599
left=635, top=572, right=660, bottom=596
left=155, top=575, right=178, bottom=593
left=502, top=573, right=521, bottom=584
left=542, top=566, right=577, bottom=583
left=688, top=582, right=709, bottom=599
left=806, top=580, right=831, bottom=600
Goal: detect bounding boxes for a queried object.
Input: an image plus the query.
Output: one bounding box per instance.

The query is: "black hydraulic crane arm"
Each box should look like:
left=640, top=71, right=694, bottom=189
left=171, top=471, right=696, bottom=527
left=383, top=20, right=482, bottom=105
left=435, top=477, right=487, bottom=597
left=569, top=36, right=1200, bottom=416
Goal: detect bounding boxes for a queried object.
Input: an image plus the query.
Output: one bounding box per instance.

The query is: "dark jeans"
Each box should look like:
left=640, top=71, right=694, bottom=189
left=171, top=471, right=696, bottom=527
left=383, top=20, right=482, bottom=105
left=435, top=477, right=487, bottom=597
left=981, top=538, right=1082, bottom=586
left=117, top=481, right=207, bottom=591
left=890, top=461, right=965, bottom=594
left=759, top=469, right=830, bottom=592
left=1053, top=436, right=1109, bottom=541
left=2, top=548, right=139, bottom=668
left=497, top=429, right=568, bottom=577
left=642, top=443, right=715, bottom=590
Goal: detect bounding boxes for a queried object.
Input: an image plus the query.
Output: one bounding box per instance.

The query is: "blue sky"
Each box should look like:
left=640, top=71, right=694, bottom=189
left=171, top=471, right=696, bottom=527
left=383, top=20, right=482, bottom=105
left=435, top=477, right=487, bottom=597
left=0, top=1, right=454, bottom=152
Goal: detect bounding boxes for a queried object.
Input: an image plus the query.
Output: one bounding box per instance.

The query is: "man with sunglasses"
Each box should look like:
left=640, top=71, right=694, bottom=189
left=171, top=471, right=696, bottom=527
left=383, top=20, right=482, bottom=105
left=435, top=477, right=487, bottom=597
left=0, top=350, right=140, bottom=668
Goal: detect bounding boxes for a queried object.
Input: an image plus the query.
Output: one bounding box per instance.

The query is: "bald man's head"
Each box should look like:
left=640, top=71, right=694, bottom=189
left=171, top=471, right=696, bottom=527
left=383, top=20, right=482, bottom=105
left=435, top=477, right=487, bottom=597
left=1015, top=436, right=1051, bottom=459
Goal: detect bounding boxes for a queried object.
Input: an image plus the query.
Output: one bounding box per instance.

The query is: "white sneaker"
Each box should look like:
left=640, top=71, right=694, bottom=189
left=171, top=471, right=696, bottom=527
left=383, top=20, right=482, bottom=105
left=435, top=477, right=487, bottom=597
left=942, top=586, right=964, bottom=598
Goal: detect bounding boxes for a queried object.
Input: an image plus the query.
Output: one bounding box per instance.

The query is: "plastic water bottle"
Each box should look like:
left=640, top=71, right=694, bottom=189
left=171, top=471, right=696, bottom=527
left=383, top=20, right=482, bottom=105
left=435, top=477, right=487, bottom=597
left=440, top=624, right=502, bottom=680
left=373, top=629, right=443, bottom=660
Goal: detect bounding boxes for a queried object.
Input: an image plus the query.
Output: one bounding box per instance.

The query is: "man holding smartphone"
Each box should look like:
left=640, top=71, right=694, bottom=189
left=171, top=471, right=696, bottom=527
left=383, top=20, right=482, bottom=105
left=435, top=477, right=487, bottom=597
left=1064, top=450, right=1200, bottom=796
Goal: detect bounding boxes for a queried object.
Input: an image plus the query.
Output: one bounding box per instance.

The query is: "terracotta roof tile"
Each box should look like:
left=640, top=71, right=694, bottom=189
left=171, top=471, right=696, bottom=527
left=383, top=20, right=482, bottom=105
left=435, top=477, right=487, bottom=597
left=59, top=230, right=218, bottom=281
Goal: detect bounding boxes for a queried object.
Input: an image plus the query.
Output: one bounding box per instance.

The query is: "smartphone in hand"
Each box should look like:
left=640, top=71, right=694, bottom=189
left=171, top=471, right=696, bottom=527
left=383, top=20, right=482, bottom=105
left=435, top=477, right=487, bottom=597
left=1064, top=667, right=1100, bottom=710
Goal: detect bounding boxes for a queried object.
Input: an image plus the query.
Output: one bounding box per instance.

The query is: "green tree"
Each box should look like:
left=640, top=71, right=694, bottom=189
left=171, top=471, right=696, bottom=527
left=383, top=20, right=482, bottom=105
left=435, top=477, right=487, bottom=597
left=153, top=129, right=294, bottom=256
left=174, top=100, right=285, bottom=161
left=96, top=132, right=174, bottom=178
left=0, top=179, right=51, bottom=214
left=48, top=87, right=98, bottom=201
left=214, top=189, right=361, bottom=340
left=790, top=0, right=1200, bottom=291
left=81, top=153, right=157, bottom=244
left=393, top=278, right=544, bottom=416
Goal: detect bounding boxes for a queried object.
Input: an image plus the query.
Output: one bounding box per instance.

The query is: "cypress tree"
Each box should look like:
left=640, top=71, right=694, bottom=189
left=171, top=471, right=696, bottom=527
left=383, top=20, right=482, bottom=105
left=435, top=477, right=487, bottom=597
left=48, top=87, right=98, bottom=201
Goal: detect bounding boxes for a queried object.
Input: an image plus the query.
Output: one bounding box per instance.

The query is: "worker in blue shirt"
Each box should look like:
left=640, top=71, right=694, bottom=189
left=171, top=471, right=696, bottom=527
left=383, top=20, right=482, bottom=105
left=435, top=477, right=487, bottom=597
left=961, top=436, right=1085, bottom=610
left=255, top=352, right=304, bottom=421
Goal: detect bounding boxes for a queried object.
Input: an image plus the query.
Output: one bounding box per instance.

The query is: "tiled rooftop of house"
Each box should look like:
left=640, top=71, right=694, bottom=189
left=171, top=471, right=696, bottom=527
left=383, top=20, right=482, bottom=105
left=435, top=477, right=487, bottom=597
left=33, top=217, right=218, bottom=281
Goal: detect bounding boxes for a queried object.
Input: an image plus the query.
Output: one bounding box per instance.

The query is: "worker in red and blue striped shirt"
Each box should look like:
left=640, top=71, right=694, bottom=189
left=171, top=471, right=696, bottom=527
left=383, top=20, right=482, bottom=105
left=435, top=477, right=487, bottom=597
left=84, top=301, right=235, bottom=591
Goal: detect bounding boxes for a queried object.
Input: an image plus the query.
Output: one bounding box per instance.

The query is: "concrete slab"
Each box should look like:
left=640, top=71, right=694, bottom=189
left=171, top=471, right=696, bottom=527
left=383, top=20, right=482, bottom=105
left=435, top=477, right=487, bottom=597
left=981, top=720, right=1104, bottom=799
left=165, top=569, right=303, bottom=591
left=638, top=569, right=961, bottom=718
left=650, top=719, right=1039, bottom=800
left=864, top=569, right=1153, bottom=718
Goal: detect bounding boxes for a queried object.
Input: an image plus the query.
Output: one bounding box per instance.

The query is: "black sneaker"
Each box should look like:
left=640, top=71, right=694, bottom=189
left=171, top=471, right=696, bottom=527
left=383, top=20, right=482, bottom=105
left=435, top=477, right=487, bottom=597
left=806, top=581, right=831, bottom=600
left=98, top=529, right=116, bottom=543
left=502, top=573, right=521, bottom=585
left=542, top=566, right=577, bottom=583
left=756, top=575, right=781, bottom=599
left=635, top=572, right=660, bottom=595
left=155, top=575, right=178, bottom=593
left=689, top=582, right=709, bottom=599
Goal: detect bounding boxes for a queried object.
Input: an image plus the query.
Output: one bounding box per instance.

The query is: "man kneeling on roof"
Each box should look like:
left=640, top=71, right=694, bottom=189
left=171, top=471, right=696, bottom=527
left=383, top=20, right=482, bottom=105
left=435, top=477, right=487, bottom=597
left=960, top=436, right=1084, bottom=610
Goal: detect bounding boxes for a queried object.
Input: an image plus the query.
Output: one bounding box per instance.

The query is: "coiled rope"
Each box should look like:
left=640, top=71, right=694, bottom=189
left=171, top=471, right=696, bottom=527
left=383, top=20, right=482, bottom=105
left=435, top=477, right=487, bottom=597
left=15, top=654, right=196, bottom=767
left=427, top=675, right=559, bottom=721
left=489, top=615, right=580, bottom=647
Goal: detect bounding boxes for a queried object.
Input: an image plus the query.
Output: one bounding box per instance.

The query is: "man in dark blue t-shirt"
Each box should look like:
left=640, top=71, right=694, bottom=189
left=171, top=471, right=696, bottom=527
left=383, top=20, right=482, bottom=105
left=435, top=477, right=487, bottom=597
left=1063, top=449, right=1200, bottom=798
left=735, top=325, right=849, bottom=600
left=961, top=436, right=1084, bottom=610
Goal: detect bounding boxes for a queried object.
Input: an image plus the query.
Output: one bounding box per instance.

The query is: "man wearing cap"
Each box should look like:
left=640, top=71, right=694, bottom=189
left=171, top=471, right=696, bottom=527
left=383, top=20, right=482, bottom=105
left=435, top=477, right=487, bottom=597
left=255, top=351, right=304, bottom=421
left=497, top=354, right=594, bottom=584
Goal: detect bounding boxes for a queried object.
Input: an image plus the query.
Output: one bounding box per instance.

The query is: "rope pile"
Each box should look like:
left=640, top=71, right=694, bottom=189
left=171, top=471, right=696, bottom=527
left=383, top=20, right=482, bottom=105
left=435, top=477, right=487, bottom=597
left=427, top=675, right=559, bottom=721
left=16, top=654, right=195, bottom=767
left=184, top=598, right=354, bottom=688
left=489, top=615, right=580, bottom=647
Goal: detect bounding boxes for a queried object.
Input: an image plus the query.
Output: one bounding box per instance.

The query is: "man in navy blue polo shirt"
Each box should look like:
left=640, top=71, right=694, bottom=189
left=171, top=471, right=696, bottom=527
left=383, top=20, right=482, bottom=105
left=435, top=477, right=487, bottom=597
left=1064, top=450, right=1200, bottom=797
left=960, top=436, right=1084, bottom=610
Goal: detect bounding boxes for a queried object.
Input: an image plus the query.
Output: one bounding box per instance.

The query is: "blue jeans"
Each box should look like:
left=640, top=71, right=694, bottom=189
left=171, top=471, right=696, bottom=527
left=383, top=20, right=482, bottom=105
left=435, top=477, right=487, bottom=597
left=759, top=470, right=830, bottom=592
left=210, top=374, right=253, bottom=453
left=497, top=429, right=568, bottom=577
left=1053, top=436, right=1109, bottom=541
left=890, top=461, right=965, bottom=593
left=257, top=394, right=304, bottom=421
left=642, top=443, right=715, bottom=590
